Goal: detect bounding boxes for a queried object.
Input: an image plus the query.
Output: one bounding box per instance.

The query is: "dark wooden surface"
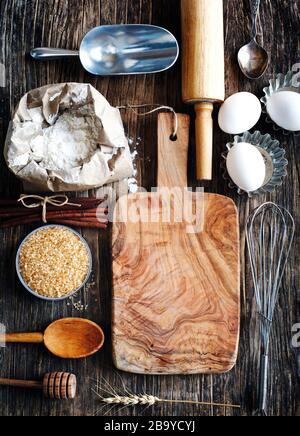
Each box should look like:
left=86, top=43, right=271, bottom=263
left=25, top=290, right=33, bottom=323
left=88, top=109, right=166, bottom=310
left=0, top=0, right=299, bottom=417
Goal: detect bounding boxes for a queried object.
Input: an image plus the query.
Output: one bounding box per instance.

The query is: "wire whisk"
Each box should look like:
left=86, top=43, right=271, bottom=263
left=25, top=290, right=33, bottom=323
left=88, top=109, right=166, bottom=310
left=246, top=202, right=295, bottom=416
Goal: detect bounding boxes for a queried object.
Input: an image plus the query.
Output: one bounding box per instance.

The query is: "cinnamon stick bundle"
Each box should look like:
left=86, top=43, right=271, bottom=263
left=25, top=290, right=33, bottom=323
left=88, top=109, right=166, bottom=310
left=0, top=197, right=109, bottom=230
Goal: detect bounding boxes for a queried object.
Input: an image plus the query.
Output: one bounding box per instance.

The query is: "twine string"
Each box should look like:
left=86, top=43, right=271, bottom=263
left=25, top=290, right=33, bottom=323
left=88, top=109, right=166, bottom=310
left=117, top=104, right=178, bottom=138
left=18, top=194, right=81, bottom=223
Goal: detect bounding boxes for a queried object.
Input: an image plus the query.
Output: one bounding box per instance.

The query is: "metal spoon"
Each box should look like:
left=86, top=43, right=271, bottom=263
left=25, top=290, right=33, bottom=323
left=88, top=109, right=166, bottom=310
left=238, top=0, right=269, bottom=79
left=31, top=24, right=179, bottom=76
left=0, top=318, right=105, bottom=359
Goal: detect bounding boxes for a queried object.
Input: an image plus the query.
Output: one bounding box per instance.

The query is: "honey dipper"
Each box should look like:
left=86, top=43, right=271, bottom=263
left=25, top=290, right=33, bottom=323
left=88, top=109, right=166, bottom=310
left=0, top=372, right=77, bottom=400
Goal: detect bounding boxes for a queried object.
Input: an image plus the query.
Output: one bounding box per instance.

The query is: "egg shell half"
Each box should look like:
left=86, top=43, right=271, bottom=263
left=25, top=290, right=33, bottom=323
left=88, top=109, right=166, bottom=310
left=266, top=90, right=300, bottom=132
left=218, top=92, right=262, bottom=134
left=226, top=142, right=266, bottom=192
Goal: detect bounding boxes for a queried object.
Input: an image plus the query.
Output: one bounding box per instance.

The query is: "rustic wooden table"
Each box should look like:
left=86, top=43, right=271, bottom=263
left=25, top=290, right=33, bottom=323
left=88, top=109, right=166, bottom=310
left=0, top=0, right=299, bottom=417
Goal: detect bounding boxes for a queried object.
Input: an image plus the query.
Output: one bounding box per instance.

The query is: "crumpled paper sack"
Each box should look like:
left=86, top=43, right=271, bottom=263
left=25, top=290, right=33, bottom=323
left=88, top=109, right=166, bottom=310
left=4, top=83, right=134, bottom=192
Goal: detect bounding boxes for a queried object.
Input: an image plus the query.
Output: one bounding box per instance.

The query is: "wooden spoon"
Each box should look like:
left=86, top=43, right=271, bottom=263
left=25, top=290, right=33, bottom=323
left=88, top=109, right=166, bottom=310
left=0, top=318, right=105, bottom=359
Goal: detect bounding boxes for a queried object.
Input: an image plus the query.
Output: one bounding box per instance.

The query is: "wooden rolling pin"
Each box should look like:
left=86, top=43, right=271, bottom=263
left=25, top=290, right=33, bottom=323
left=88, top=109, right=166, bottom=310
left=0, top=372, right=77, bottom=400
left=181, top=0, right=225, bottom=180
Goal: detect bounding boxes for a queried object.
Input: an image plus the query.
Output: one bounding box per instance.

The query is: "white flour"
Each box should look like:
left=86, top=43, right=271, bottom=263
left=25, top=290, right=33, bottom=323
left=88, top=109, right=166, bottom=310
left=6, top=83, right=134, bottom=192
left=127, top=137, right=140, bottom=193
left=29, top=111, right=102, bottom=171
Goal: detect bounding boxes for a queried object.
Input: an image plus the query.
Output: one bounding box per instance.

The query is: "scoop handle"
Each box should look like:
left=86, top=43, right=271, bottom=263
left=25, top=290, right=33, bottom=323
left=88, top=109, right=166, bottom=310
left=31, top=48, right=79, bottom=60
left=0, top=333, right=44, bottom=343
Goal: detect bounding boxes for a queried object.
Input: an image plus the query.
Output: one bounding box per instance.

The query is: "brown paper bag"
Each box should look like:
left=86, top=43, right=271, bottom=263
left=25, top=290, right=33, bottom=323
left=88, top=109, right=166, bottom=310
left=4, top=83, right=134, bottom=192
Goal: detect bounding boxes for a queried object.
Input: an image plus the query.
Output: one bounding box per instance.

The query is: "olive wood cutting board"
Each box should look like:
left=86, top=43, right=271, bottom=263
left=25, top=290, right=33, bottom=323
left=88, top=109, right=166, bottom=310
left=112, top=113, right=240, bottom=374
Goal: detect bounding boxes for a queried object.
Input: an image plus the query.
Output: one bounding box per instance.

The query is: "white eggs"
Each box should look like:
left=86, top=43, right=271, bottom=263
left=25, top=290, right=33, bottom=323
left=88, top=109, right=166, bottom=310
left=218, top=92, right=262, bottom=134
left=226, top=142, right=266, bottom=192
left=266, top=90, right=300, bottom=132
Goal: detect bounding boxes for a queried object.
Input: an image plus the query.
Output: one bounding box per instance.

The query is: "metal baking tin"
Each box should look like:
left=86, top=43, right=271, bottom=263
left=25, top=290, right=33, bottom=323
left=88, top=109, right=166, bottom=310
left=261, top=65, right=300, bottom=135
left=221, top=131, right=288, bottom=198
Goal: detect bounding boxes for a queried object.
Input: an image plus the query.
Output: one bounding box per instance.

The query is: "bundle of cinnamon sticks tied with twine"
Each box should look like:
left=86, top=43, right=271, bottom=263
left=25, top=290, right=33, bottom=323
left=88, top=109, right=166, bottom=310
left=0, top=195, right=108, bottom=229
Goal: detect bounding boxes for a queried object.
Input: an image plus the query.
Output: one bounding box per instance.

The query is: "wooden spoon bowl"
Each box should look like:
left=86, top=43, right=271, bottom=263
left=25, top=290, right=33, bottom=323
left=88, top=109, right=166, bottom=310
left=44, top=318, right=105, bottom=359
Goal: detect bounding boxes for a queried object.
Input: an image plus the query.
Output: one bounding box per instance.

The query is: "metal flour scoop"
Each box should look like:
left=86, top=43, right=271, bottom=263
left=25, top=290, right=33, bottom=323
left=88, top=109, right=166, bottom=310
left=31, top=24, right=179, bottom=75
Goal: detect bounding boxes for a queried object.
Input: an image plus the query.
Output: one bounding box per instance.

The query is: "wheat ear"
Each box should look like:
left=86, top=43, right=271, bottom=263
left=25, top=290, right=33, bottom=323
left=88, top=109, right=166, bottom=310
left=98, top=393, right=240, bottom=410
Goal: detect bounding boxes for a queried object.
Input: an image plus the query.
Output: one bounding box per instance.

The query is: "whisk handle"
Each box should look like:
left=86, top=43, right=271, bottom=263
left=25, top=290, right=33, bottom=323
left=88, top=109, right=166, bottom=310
left=258, top=354, right=269, bottom=415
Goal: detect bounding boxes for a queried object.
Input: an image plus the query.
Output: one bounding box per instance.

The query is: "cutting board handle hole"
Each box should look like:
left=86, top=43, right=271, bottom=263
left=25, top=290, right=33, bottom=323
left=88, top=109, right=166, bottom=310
left=169, top=134, right=178, bottom=142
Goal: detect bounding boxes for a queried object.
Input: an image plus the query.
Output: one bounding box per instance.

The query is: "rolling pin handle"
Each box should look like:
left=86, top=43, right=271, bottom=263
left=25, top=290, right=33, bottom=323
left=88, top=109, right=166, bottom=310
left=194, top=102, right=214, bottom=181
